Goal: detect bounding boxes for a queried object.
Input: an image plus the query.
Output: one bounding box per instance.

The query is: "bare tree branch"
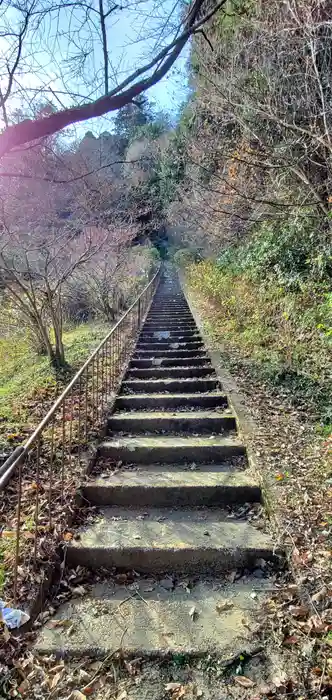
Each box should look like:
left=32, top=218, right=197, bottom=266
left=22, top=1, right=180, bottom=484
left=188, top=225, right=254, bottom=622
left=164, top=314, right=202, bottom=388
left=0, top=0, right=227, bottom=157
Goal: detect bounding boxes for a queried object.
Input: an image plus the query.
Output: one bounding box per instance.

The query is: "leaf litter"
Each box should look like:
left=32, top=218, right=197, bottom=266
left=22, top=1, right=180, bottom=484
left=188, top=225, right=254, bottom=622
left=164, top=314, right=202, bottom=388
left=187, top=285, right=332, bottom=697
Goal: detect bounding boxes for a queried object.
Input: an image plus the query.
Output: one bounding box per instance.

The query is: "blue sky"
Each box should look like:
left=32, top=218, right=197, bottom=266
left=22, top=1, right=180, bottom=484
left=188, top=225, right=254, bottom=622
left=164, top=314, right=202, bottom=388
left=0, top=1, right=190, bottom=135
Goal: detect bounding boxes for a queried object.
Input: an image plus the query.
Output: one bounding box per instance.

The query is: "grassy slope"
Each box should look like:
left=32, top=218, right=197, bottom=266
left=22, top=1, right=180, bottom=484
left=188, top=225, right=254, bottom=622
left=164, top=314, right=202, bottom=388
left=186, top=261, right=332, bottom=430
left=0, top=321, right=109, bottom=450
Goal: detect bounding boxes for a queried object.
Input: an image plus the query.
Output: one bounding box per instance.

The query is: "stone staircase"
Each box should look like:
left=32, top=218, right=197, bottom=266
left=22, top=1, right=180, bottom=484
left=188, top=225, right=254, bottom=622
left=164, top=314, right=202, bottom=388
left=37, top=271, right=277, bottom=660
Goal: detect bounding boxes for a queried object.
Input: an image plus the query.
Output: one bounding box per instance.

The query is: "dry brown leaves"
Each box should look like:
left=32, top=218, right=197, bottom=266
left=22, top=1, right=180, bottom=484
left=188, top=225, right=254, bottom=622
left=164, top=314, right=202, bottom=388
left=190, top=289, right=332, bottom=697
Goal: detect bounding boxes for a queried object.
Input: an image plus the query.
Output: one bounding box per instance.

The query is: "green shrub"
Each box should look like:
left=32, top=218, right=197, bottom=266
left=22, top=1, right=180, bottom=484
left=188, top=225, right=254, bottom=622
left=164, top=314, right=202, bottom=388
left=173, top=248, right=202, bottom=268
left=218, top=213, right=332, bottom=289
left=187, top=259, right=332, bottom=424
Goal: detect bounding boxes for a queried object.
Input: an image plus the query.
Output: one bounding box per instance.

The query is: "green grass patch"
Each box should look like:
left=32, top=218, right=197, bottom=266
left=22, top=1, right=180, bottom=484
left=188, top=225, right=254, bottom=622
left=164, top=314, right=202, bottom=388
left=187, top=260, right=332, bottom=425
left=0, top=321, right=109, bottom=449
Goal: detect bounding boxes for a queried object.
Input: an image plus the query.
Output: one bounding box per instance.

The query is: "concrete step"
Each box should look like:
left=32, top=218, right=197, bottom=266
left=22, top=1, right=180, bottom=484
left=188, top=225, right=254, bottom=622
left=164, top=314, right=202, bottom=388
left=140, top=337, right=201, bottom=346
left=151, top=300, right=188, bottom=304
left=141, top=327, right=198, bottom=334
left=36, top=578, right=270, bottom=658
left=134, top=349, right=207, bottom=358
left=130, top=356, right=210, bottom=368
left=99, top=435, right=245, bottom=463
left=115, top=392, right=228, bottom=410
left=137, top=342, right=204, bottom=351
left=150, top=308, right=190, bottom=313
left=146, top=320, right=193, bottom=325
left=65, top=507, right=276, bottom=573
left=144, top=321, right=196, bottom=327
left=143, top=328, right=197, bottom=334
left=147, top=309, right=191, bottom=314
left=150, top=303, right=189, bottom=308
left=147, top=313, right=192, bottom=318
left=121, top=378, right=219, bottom=394
left=83, top=469, right=259, bottom=506
left=108, top=410, right=236, bottom=434
left=139, top=333, right=201, bottom=343
left=125, top=366, right=214, bottom=379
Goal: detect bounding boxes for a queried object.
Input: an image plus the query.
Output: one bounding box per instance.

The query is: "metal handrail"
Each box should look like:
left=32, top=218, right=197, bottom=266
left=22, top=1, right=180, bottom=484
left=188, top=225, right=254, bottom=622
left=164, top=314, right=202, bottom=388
left=0, top=265, right=161, bottom=603
left=0, top=268, right=160, bottom=490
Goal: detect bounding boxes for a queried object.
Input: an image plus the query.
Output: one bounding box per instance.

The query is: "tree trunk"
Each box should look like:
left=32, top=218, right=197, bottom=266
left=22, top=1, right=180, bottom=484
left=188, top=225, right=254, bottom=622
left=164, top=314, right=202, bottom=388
left=51, top=295, right=67, bottom=368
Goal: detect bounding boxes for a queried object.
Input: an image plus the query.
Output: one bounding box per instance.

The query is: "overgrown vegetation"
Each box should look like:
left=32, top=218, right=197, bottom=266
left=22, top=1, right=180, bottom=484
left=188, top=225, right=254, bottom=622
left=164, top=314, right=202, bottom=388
left=187, top=223, right=332, bottom=424
left=159, top=0, right=332, bottom=427
left=0, top=243, right=158, bottom=454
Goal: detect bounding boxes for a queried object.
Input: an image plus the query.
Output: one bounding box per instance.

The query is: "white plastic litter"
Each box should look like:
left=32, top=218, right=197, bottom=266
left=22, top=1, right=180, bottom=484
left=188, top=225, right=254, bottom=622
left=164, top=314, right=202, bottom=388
left=0, top=599, right=30, bottom=628
left=153, top=330, right=170, bottom=340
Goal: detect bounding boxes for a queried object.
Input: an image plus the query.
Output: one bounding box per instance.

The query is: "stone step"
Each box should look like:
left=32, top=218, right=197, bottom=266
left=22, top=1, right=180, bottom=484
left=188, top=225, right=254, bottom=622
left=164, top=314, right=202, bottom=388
left=35, top=578, right=270, bottom=658
left=137, top=342, right=204, bottom=351
left=144, top=321, right=196, bottom=327
left=115, top=392, right=228, bottom=410
left=99, top=435, right=245, bottom=463
left=145, top=319, right=194, bottom=325
left=151, top=300, right=188, bottom=304
left=149, top=300, right=191, bottom=314
left=141, top=328, right=199, bottom=336
left=65, top=507, right=276, bottom=573
left=108, top=410, right=236, bottom=434
left=121, top=377, right=219, bottom=394
left=143, top=328, right=197, bottom=334
left=125, top=366, right=214, bottom=379
left=150, top=304, right=189, bottom=309
left=130, top=356, right=210, bottom=368
left=147, top=313, right=192, bottom=318
left=147, top=309, right=191, bottom=314
left=139, top=332, right=201, bottom=345
left=134, top=348, right=207, bottom=358
left=139, top=333, right=201, bottom=343
left=83, top=468, right=259, bottom=506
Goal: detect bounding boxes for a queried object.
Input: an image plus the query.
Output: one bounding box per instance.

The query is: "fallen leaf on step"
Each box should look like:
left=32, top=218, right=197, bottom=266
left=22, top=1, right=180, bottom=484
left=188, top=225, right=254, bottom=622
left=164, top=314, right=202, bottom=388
left=216, top=600, right=234, bottom=614
left=50, top=671, right=63, bottom=689
left=227, top=571, right=237, bottom=583
left=49, top=663, right=65, bottom=674
left=234, top=676, right=255, bottom=688
left=68, top=691, right=86, bottom=700
left=288, top=604, right=308, bottom=618
left=63, top=532, right=73, bottom=541
left=283, top=635, right=299, bottom=645
left=46, top=618, right=72, bottom=629
left=160, top=576, right=174, bottom=590
left=88, top=661, right=102, bottom=672
left=78, top=670, right=91, bottom=684
left=71, top=586, right=86, bottom=596
left=128, top=582, right=140, bottom=591
left=311, top=586, right=327, bottom=603
left=3, top=625, right=10, bottom=642
left=189, top=605, right=199, bottom=620
left=17, top=679, right=30, bottom=694
left=116, top=691, right=128, bottom=700
left=272, top=671, right=288, bottom=688
left=124, top=657, right=142, bottom=676
left=165, top=683, right=181, bottom=692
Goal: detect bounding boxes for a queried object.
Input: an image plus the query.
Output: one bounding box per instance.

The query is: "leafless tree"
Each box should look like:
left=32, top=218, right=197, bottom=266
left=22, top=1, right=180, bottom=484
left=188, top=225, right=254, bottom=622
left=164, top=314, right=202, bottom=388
left=0, top=0, right=227, bottom=158
left=168, top=0, right=332, bottom=253
left=0, top=135, right=136, bottom=367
